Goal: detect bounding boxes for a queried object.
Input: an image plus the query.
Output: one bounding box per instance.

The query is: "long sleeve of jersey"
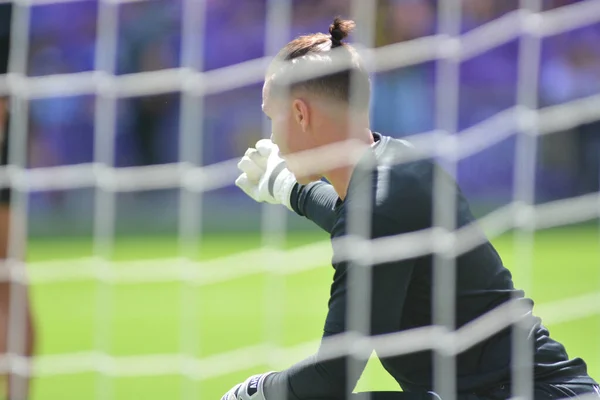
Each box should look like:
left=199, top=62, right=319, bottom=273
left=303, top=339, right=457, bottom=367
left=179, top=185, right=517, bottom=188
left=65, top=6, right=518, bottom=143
left=262, top=211, right=416, bottom=399
left=263, top=331, right=366, bottom=400
left=289, top=181, right=339, bottom=234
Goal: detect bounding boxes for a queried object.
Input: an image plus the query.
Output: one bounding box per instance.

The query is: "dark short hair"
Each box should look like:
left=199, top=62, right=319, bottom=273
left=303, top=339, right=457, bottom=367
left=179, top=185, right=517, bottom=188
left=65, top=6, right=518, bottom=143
left=267, top=17, right=371, bottom=110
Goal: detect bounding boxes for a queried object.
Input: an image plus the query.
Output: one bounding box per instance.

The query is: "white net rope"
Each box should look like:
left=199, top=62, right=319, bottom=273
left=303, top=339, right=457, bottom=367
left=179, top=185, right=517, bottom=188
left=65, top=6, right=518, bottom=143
left=0, top=0, right=597, bottom=393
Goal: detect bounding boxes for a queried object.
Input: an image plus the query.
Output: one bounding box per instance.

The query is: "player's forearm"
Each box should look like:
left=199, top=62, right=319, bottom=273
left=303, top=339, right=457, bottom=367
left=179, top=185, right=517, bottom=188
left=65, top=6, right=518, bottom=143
left=263, top=336, right=367, bottom=400
left=263, top=356, right=347, bottom=400
left=290, top=181, right=338, bottom=234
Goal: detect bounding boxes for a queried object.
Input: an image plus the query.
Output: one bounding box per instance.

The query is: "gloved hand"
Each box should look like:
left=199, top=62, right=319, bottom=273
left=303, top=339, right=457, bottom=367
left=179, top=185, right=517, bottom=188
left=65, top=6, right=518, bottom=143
left=220, top=372, right=276, bottom=400
left=235, top=139, right=297, bottom=211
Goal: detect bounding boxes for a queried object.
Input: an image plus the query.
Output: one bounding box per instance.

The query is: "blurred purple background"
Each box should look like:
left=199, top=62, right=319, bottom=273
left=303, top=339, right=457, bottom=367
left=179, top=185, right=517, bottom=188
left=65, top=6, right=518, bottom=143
left=1, top=0, right=599, bottom=234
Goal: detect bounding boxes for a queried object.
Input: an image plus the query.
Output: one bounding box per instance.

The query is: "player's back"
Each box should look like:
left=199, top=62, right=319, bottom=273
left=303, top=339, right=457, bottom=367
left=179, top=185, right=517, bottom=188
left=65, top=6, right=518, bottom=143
left=335, top=133, right=595, bottom=393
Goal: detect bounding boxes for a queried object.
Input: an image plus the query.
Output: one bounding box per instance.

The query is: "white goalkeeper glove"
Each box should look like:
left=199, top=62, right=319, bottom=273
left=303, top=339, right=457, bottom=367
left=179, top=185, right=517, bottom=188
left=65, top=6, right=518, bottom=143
left=221, top=372, right=276, bottom=400
left=235, top=139, right=297, bottom=211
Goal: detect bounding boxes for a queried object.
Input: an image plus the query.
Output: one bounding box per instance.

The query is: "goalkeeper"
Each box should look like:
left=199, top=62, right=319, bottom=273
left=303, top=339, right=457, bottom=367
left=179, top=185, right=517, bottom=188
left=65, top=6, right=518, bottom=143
left=225, top=18, right=599, bottom=400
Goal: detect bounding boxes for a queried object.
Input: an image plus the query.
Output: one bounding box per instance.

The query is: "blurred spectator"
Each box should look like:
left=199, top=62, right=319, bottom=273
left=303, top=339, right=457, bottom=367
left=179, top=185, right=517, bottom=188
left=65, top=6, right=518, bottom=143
left=27, top=1, right=97, bottom=179
left=204, top=0, right=266, bottom=71
left=371, top=0, right=435, bottom=136
left=17, top=0, right=600, bottom=209
left=386, top=0, right=433, bottom=42
left=292, top=0, right=350, bottom=37
left=541, top=28, right=600, bottom=195
left=542, top=30, right=600, bottom=105
left=462, top=0, right=496, bottom=28
left=460, top=0, right=519, bottom=127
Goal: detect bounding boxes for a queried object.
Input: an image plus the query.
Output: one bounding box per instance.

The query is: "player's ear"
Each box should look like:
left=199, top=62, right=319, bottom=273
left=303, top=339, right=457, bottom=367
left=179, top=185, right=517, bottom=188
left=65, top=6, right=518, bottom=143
left=291, top=99, right=309, bottom=133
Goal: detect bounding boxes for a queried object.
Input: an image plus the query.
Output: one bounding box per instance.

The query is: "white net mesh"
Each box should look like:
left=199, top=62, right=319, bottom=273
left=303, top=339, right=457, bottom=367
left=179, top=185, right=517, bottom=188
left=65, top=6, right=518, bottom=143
left=0, top=0, right=599, bottom=399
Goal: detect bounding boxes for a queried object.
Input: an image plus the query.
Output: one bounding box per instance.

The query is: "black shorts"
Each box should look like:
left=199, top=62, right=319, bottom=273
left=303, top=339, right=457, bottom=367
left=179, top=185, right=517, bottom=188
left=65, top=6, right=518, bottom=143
left=483, top=382, right=600, bottom=400
left=347, top=383, right=600, bottom=400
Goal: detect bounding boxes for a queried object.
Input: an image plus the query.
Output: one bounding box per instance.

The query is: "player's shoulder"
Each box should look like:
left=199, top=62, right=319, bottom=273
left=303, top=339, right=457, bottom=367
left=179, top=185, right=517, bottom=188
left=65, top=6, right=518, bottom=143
left=373, top=134, right=436, bottom=205
left=340, top=133, right=437, bottom=233
left=360, top=134, right=437, bottom=232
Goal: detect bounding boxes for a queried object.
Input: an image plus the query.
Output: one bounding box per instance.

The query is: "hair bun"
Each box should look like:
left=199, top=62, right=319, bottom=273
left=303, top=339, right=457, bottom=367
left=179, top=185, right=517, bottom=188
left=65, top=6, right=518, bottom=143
left=329, top=17, right=355, bottom=48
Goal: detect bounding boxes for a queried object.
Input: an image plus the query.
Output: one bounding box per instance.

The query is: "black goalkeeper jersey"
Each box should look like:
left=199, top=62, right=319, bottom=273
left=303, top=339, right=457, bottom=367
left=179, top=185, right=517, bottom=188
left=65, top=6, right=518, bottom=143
left=263, top=132, right=595, bottom=399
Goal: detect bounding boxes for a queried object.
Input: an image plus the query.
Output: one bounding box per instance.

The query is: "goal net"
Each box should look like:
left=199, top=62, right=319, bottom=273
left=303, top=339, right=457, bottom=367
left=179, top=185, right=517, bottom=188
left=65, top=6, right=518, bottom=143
left=0, top=0, right=599, bottom=399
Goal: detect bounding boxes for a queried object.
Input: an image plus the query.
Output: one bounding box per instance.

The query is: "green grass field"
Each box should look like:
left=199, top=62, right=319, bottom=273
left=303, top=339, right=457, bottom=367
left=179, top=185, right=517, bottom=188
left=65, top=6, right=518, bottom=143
left=26, top=226, right=600, bottom=400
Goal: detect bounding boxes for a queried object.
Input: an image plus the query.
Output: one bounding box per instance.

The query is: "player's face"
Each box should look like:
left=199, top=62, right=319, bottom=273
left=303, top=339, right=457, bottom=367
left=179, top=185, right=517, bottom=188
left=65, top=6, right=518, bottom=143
left=262, top=81, right=322, bottom=184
